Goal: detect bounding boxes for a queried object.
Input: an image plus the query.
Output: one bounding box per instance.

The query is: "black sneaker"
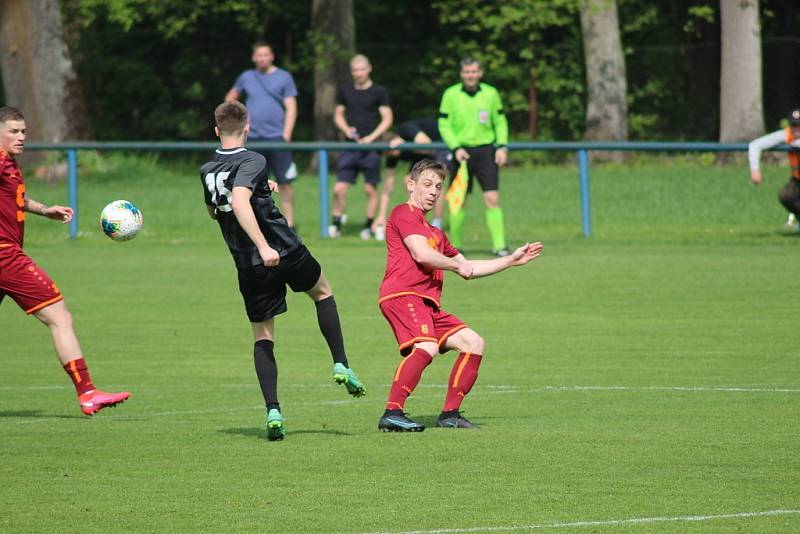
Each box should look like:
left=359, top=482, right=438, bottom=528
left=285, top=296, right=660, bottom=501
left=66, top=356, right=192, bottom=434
left=378, top=411, right=425, bottom=432
left=436, top=411, right=480, bottom=429
left=493, top=247, right=511, bottom=258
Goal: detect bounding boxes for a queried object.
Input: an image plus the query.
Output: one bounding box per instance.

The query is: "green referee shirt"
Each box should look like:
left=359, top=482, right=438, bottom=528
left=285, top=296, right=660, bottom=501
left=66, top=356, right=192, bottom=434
left=438, top=82, right=509, bottom=150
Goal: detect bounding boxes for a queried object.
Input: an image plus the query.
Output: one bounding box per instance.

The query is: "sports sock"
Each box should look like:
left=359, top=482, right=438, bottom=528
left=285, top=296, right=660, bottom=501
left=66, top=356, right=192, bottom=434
left=449, top=209, right=466, bottom=248
left=314, top=296, right=348, bottom=367
left=442, top=352, right=483, bottom=412
left=485, top=207, right=507, bottom=251
left=364, top=217, right=374, bottom=229
left=332, top=215, right=342, bottom=230
left=253, top=340, right=279, bottom=406
left=63, top=358, right=94, bottom=395
left=385, top=347, right=433, bottom=411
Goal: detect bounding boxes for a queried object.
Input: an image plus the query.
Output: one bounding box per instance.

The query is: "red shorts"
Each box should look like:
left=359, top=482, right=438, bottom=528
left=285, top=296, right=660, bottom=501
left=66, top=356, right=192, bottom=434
left=379, top=294, right=467, bottom=356
left=0, top=245, right=63, bottom=314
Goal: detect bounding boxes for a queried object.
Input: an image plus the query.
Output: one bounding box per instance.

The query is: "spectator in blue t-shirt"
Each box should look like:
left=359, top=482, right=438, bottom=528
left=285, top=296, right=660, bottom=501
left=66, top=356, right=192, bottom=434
left=226, top=42, right=299, bottom=228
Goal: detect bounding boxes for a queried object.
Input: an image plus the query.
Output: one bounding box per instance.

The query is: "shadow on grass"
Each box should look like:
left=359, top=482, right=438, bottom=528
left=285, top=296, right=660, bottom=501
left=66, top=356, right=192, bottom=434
left=0, top=410, right=82, bottom=420
left=219, top=427, right=354, bottom=440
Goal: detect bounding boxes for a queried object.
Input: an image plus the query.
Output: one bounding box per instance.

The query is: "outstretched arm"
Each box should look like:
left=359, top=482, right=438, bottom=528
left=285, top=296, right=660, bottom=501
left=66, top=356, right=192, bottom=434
left=464, top=242, right=544, bottom=279
left=404, top=234, right=473, bottom=279
left=24, top=197, right=72, bottom=223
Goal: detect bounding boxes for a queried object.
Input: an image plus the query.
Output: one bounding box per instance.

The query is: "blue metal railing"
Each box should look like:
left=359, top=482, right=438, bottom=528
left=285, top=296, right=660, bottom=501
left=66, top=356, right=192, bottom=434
left=25, top=140, right=768, bottom=239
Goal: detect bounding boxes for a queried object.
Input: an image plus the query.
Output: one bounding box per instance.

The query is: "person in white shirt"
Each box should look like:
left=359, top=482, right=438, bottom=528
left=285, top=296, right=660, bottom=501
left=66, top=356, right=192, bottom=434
left=748, top=108, right=800, bottom=230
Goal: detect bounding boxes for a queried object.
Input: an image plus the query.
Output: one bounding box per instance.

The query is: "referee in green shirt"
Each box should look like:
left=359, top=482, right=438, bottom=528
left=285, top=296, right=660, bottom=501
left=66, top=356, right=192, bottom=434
left=438, top=57, right=510, bottom=256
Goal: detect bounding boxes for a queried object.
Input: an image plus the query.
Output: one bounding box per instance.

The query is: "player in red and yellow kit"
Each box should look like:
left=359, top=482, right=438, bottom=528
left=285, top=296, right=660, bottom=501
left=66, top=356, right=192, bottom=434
left=0, top=107, right=130, bottom=415
left=377, top=159, right=543, bottom=431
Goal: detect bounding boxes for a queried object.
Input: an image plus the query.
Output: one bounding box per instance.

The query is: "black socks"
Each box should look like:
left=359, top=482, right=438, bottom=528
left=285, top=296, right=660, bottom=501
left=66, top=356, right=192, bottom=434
left=254, top=339, right=279, bottom=407
left=315, top=296, right=349, bottom=367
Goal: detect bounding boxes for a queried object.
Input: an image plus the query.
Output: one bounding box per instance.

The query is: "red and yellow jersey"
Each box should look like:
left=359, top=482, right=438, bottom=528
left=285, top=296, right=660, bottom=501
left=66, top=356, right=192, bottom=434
left=0, top=149, right=25, bottom=248
left=785, top=127, right=800, bottom=180
left=379, top=202, right=460, bottom=308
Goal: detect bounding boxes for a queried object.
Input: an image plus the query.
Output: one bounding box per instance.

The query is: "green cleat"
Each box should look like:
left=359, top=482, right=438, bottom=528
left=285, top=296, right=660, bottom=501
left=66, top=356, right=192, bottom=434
left=332, top=363, right=366, bottom=397
left=266, top=408, right=285, bottom=441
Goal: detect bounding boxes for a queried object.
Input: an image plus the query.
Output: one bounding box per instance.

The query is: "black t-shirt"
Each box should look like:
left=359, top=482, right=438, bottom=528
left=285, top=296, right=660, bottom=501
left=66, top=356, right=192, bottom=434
left=200, top=147, right=301, bottom=268
left=396, top=118, right=441, bottom=142
left=335, top=83, right=390, bottom=137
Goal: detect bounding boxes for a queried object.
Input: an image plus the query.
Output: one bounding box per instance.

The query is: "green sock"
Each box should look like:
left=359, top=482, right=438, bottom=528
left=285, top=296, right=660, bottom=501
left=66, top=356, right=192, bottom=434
left=449, top=209, right=466, bottom=248
left=485, top=207, right=506, bottom=251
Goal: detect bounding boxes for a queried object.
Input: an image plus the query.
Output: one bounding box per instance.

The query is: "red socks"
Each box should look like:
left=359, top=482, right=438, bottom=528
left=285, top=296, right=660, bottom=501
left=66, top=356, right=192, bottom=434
left=63, top=358, right=94, bottom=395
left=442, top=352, right=482, bottom=412
left=385, top=347, right=433, bottom=411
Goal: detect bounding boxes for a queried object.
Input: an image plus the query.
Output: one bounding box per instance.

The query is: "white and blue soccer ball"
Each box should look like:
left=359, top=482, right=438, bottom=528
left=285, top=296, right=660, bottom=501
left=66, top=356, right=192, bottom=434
left=100, top=200, right=143, bottom=241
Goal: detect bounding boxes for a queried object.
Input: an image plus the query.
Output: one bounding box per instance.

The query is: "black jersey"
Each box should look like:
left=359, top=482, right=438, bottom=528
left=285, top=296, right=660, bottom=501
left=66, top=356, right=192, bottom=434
left=335, top=83, right=391, bottom=137
left=200, top=147, right=301, bottom=268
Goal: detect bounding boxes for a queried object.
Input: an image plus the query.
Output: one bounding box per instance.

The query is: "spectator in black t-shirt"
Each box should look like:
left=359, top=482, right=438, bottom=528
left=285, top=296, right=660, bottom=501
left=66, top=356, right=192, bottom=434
left=371, top=119, right=451, bottom=239
left=330, top=54, right=393, bottom=239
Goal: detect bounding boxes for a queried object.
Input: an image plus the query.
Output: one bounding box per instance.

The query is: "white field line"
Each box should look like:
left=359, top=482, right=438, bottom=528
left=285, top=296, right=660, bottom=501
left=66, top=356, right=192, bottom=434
left=362, top=509, right=800, bottom=534
left=2, top=383, right=799, bottom=393
left=2, top=384, right=799, bottom=425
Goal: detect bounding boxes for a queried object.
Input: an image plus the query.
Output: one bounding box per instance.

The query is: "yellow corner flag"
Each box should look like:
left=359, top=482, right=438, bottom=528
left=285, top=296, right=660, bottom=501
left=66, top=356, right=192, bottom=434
left=445, top=161, right=469, bottom=214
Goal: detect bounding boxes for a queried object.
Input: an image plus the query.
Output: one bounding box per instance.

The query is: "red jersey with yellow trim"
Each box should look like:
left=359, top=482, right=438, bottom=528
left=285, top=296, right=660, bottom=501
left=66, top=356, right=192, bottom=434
left=0, top=149, right=26, bottom=247
left=379, top=202, right=460, bottom=308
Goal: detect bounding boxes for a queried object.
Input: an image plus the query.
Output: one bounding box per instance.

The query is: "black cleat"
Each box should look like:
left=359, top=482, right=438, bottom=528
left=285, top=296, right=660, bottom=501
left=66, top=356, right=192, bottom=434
left=436, top=411, right=480, bottom=429
left=378, top=412, right=425, bottom=432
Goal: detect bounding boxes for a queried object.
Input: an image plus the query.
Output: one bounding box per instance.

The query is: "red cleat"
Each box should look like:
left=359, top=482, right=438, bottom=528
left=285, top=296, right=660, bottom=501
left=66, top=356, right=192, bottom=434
left=78, top=389, right=131, bottom=416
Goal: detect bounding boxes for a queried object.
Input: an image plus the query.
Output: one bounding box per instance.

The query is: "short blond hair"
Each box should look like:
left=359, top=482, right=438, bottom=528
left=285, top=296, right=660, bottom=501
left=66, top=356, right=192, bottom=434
left=214, top=101, right=248, bottom=136
left=350, top=54, right=370, bottom=66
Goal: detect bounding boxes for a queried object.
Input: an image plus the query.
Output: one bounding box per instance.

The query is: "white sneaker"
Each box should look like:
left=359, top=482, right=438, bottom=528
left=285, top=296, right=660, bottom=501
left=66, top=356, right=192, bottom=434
left=785, top=213, right=798, bottom=231
left=328, top=225, right=341, bottom=238
left=359, top=228, right=372, bottom=240
left=431, top=218, right=442, bottom=229
left=373, top=224, right=386, bottom=241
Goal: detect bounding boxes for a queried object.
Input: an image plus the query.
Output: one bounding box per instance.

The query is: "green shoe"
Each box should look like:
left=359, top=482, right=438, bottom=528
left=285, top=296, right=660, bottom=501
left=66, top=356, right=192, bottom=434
left=332, top=363, right=366, bottom=397
left=266, top=408, right=285, bottom=441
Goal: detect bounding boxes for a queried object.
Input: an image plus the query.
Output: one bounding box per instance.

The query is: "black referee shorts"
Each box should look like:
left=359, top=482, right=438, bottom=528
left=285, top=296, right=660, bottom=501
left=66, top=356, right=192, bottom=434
left=447, top=145, right=499, bottom=193
left=237, top=245, right=322, bottom=322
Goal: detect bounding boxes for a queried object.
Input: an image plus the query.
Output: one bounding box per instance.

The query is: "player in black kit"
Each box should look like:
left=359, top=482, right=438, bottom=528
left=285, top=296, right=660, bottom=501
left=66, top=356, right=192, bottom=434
left=200, top=100, right=365, bottom=441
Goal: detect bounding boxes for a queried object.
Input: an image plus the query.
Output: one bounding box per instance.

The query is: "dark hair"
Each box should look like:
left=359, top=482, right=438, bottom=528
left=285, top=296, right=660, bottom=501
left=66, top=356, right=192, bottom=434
left=789, top=108, right=800, bottom=126
left=409, top=159, right=448, bottom=182
left=252, top=41, right=273, bottom=52
left=0, top=106, right=25, bottom=123
left=214, top=101, right=248, bottom=136
left=460, top=57, right=481, bottom=69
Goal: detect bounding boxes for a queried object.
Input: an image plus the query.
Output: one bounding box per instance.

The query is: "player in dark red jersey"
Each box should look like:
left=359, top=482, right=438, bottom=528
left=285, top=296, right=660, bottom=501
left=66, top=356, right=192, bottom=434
left=377, top=159, right=543, bottom=431
left=0, top=107, right=130, bottom=415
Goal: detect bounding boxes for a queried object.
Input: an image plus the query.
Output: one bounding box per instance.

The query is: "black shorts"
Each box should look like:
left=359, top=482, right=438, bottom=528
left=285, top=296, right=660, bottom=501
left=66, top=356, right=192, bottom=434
left=447, top=145, right=499, bottom=192
left=237, top=245, right=321, bottom=322
left=253, top=136, right=297, bottom=185
left=336, top=150, right=381, bottom=184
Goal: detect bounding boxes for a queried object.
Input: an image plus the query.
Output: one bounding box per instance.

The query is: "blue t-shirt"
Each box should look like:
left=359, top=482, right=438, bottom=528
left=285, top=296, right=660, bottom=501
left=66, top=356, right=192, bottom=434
left=233, top=68, right=298, bottom=139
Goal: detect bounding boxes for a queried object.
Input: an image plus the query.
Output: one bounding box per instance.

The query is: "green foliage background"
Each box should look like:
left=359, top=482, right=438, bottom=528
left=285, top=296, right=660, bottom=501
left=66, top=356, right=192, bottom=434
left=59, top=0, right=800, bottom=141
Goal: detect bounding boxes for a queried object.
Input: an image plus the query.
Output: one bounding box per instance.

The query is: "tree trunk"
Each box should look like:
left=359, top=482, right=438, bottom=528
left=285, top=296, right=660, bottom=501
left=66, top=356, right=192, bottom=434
left=311, top=0, right=355, bottom=142
left=719, top=0, right=764, bottom=143
left=580, top=0, right=628, bottom=162
left=0, top=0, right=92, bottom=145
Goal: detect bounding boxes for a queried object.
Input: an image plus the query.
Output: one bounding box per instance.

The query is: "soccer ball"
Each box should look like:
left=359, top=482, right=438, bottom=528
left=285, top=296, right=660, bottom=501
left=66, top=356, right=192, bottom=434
left=100, top=200, right=143, bottom=241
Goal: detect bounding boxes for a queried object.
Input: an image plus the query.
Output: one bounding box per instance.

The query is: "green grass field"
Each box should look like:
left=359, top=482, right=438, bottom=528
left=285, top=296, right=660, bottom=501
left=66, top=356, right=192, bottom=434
left=2, top=154, right=799, bottom=532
